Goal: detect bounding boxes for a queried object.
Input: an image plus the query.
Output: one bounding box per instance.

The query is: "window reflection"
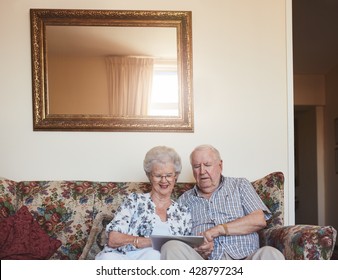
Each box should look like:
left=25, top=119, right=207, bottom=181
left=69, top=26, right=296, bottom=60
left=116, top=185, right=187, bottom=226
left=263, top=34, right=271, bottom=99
left=149, top=69, right=179, bottom=116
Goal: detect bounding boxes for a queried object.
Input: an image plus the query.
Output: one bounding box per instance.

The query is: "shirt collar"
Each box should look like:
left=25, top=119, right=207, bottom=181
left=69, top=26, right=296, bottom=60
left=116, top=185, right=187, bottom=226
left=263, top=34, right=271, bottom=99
left=192, top=175, right=225, bottom=197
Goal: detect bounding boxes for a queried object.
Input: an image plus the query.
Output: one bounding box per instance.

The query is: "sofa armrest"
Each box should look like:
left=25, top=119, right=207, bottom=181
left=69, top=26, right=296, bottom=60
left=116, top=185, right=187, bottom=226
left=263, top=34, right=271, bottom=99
left=259, top=225, right=337, bottom=260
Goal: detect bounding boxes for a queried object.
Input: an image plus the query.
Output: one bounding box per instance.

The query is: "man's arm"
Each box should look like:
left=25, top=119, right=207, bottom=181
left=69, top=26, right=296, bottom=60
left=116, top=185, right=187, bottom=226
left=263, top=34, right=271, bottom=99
left=203, top=209, right=266, bottom=242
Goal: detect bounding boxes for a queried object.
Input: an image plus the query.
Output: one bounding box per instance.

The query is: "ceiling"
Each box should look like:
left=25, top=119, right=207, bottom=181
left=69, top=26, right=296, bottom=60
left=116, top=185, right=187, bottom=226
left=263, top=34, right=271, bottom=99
left=293, top=0, right=338, bottom=74
left=47, top=25, right=177, bottom=59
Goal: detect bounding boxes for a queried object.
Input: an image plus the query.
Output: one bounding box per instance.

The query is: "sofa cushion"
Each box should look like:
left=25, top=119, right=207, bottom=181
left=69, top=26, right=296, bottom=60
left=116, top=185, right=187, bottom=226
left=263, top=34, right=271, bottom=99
left=0, top=178, right=17, bottom=220
left=79, top=212, right=113, bottom=260
left=0, top=206, right=61, bottom=259
left=16, top=180, right=96, bottom=260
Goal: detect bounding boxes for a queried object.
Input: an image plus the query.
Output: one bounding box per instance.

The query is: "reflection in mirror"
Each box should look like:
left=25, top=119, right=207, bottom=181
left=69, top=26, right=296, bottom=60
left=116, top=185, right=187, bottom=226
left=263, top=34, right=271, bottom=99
left=30, top=9, right=193, bottom=132
left=46, top=26, right=179, bottom=117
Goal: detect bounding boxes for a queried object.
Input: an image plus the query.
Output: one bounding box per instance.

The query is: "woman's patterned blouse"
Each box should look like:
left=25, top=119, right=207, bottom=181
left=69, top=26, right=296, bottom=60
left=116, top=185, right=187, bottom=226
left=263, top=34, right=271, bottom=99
left=104, top=192, right=192, bottom=253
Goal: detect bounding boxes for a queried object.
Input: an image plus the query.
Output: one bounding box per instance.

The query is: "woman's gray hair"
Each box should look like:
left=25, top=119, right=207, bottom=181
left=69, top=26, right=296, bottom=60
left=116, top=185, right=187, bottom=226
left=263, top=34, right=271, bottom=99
left=189, top=144, right=222, bottom=163
left=143, top=146, right=182, bottom=175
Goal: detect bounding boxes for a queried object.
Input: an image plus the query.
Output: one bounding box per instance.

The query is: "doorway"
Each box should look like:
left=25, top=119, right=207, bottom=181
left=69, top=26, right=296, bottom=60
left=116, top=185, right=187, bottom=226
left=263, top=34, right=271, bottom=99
left=294, top=106, right=318, bottom=225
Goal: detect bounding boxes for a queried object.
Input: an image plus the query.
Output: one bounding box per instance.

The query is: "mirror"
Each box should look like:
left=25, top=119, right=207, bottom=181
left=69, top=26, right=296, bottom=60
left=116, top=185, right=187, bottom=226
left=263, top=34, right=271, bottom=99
left=30, top=9, right=193, bottom=132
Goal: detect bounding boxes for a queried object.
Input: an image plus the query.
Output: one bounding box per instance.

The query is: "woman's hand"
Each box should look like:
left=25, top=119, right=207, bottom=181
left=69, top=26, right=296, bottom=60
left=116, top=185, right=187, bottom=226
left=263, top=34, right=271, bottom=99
left=137, top=236, right=152, bottom=248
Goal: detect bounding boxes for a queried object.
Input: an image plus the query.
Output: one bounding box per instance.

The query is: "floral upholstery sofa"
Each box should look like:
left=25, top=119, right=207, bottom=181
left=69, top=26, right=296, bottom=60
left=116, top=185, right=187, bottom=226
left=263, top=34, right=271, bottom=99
left=0, top=172, right=336, bottom=260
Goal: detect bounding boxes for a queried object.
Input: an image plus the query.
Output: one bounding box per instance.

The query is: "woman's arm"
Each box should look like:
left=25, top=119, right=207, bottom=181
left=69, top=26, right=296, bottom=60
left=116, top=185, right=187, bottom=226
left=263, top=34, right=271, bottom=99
left=107, top=231, right=152, bottom=249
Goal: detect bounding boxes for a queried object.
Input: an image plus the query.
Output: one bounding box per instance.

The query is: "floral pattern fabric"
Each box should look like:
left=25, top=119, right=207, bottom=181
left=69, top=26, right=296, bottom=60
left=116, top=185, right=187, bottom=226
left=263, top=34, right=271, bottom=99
left=0, top=172, right=336, bottom=260
left=251, top=172, right=284, bottom=228
left=259, top=224, right=337, bottom=260
left=103, top=192, right=192, bottom=254
left=0, top=178, right=17, bottom=220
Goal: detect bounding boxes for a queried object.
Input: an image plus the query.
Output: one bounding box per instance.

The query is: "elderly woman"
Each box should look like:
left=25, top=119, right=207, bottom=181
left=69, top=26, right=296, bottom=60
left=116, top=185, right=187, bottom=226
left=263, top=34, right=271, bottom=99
left=95, top=146, right=192, bottom=260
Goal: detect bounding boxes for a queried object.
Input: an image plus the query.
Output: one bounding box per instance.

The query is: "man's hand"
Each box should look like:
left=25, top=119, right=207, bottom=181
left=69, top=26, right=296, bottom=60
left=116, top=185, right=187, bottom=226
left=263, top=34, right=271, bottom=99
left=194, top=238, right=214, bottom=259
left=203, top=225, right=225, bottom=242
left=193, top=224, right=226, bottom=259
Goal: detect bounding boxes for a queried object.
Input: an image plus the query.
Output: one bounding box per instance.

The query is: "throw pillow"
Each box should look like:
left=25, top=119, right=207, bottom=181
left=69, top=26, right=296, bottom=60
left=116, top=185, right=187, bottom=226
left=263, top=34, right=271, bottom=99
left=79, top=212, right=113, bottom=260
left=0, top=206, right=62, bottom=260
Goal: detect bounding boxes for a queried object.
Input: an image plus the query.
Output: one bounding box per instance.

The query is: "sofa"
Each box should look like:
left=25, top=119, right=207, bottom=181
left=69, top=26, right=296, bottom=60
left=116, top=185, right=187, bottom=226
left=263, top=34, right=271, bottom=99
left=0, top=172, right=336, bottom=260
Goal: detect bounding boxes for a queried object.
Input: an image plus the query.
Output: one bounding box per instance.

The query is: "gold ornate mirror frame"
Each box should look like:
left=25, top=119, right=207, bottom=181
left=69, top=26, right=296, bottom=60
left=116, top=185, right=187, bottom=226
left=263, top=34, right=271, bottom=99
left=30, top=9, right=193, bottom=132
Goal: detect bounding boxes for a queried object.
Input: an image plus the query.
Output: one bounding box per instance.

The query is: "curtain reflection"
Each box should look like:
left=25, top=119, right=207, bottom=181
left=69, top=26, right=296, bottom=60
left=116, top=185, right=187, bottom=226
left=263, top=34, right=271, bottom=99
left=105, top=56, right=154, bottom=116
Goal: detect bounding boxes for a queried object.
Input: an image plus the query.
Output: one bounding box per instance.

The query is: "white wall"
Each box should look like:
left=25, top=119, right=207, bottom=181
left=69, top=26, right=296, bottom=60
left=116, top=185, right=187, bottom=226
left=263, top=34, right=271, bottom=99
left=0, top=0, right=293, bottom=222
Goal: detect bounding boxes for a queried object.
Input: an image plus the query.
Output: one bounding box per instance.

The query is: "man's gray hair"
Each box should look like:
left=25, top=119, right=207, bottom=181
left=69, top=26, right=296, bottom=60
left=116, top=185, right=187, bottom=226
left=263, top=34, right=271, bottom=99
left=143, top=146, right=182, bottom=175
left=189, top=144, right=222, bottom=163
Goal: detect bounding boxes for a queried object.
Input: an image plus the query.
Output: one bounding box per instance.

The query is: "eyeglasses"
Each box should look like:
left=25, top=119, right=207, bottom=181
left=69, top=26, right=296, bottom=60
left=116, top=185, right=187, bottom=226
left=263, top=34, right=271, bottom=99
left=151, top=173, right=176, bottom=182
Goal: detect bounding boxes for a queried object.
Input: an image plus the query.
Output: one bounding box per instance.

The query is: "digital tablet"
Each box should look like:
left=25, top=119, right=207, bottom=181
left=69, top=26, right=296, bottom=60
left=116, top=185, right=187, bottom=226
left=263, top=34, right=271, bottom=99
left=150, top=235, right=204, bottom=251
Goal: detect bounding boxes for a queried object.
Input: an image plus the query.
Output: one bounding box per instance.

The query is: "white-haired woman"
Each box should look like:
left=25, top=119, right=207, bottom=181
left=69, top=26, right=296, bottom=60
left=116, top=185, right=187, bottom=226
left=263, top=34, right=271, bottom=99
left=95, top=146, right=192, bottom=260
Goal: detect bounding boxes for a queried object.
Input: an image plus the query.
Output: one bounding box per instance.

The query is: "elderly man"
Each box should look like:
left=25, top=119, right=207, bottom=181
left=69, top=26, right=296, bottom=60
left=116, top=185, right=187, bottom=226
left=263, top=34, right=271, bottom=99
left=161, top=144, right=284, bottom=260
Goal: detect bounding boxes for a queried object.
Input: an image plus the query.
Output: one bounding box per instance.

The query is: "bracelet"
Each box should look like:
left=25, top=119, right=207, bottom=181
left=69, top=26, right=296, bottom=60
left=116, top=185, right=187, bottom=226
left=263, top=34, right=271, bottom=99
left=133, top=236, right=139, bottom=248
left=221, top=223, right=229, bottom=235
